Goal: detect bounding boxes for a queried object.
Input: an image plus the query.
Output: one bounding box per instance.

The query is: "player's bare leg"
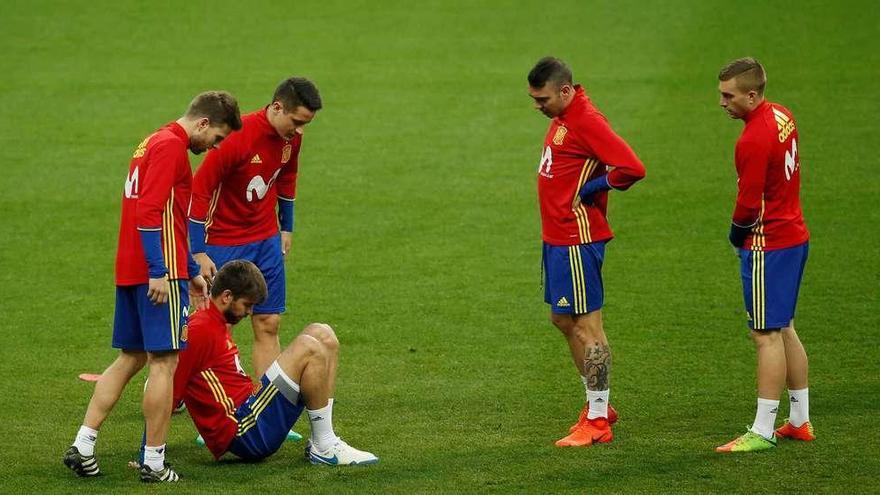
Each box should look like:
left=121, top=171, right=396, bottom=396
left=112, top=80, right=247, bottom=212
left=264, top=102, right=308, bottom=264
left=276, top=324, right=377, bottom=465
left=276, top=331, right=331, bottom=408
left=781, top=322, right=808, bottom=390
left=66, top=350, right=147, bottom=477
left=83, top=351, right=148, bottom=429
left=750, top=330, right=786, bottom=439
left=302, top=323, right=339, bottom=396
left=141, top=351, right=178, bottom=473
left=252, top=313, right=282, bottom=377
left=552, top=311, right=614, bottom=446
left=776, top=321, right=814, bottom=439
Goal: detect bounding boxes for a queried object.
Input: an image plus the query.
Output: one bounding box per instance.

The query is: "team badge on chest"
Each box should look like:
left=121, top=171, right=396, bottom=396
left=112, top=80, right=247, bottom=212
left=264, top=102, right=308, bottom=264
left=552, top=126, right=567, bottom=146
left=281, top=144, right=292, bottom=164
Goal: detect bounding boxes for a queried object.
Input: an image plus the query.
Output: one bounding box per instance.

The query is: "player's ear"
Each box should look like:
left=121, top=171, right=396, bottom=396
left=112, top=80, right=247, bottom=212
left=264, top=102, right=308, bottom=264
left=196, top=117, right=210, bottom=131
left=221, top=289, right=234, bottom=304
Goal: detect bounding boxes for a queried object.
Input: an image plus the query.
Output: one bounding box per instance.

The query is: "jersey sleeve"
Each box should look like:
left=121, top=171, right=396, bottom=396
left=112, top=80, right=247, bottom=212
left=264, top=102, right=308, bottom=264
left=579, top=111, right=646, bottom=190
left=276, top=145, right=300, bottom=202
left=732, top=136, right=771, bottom=226
left=189, top=132, right=244, bottom=223
left=136, top=139, right=184, bottom=231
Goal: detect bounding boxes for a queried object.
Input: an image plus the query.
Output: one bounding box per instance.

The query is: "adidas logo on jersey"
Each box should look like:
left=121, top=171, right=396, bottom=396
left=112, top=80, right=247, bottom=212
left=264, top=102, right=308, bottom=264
left=251, top=154, right=263, bottom=164
left=773, top=107, right=796, bottom=143
left=556, top=297, right=570, bottom=308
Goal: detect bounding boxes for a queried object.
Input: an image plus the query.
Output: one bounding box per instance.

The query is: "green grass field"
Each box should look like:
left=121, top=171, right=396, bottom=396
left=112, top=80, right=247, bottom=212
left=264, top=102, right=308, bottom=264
left=1, top=1, right=878, bottom=493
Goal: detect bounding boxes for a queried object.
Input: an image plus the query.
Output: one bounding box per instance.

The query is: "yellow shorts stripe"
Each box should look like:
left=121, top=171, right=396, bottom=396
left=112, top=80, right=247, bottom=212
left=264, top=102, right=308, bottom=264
left=237, top=385, right=280, bottom=435
left=751, top=249, right=765, bottom=329
left=568, top=246, right=588, bottom=314
left=166, top=280, right=179, bottom=349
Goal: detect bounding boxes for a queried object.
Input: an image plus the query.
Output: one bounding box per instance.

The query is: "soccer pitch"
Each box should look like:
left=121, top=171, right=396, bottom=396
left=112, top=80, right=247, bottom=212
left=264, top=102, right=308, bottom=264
left=1, top=0, right=878, bottom=493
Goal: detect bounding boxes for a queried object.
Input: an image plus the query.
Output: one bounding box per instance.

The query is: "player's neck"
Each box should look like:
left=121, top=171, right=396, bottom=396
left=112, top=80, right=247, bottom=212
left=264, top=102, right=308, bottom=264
left=176, top=117, right=201, bottom=137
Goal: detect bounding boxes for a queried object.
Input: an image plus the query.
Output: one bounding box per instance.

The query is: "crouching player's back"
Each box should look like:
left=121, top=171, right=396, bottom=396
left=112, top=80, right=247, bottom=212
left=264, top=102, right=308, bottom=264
left=173, top=260, right=377, bottom=465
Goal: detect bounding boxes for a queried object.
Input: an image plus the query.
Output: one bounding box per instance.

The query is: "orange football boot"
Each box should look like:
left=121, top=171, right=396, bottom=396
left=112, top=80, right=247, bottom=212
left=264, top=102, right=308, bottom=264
left=556, top=417, right=613, bottom=447
left=570, top=404, right=618, bottom=433
left=775, top=420, right=815, bottom=441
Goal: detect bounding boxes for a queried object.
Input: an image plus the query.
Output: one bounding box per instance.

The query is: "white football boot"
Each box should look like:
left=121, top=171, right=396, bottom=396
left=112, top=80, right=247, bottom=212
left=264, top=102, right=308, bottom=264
left=306, top=438, right=378, bottom=466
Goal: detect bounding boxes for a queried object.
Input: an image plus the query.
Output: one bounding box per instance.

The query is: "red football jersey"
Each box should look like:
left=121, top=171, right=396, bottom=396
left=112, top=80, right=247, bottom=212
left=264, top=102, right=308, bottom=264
left=173, top=301, right=256, bottom=459
left=189, top=109, right=300, bottom=246
left=115, top=122, right=195, bottom=285
left=537, top=86, right=645, bottom=246
left=732, top=100, right=809, bottom=251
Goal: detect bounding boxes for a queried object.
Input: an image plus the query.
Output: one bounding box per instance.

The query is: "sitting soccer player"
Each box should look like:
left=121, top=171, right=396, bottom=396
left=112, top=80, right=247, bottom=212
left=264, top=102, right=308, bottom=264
left=173, top=259, right=377, bottom=465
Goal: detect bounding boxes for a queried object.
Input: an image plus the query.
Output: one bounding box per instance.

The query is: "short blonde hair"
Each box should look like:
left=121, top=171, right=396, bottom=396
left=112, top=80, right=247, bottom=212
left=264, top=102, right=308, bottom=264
left=718, top=57, right=766, bottom=95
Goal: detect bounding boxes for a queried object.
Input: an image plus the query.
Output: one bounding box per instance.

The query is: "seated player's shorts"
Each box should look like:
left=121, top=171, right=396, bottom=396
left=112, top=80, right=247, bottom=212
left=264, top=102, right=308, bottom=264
left=543, top=241, right=606, bottom=315
left=739, top=242, right=809, bottom=330
left=112, top=280, right=189, bottom=352
left=206, top=234, right=285, bottom=314
left=227, top=361, right=305, bottom=461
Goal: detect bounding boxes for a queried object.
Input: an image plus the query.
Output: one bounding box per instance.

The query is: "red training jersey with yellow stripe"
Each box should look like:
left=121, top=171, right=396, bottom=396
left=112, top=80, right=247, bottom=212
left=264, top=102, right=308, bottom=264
left=173, top=301, right=256, bottom=459
left=732, top=100, right=809, bottom=251
left=537, top=86, right=646, bottom=246
left=115, top=122, right=194, bottom=285
left=190, top=109, right=300, bottom=246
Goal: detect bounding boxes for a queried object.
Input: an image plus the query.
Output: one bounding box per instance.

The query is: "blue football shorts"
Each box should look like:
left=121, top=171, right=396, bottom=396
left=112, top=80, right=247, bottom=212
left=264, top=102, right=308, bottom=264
left=227, top=361, right=305, bottom=460
left=739, top=242, right=809, bottom=330
left=112, top=280, right=189, bottom=352
left=205, top=233, right=285, bottom=314
left=542, top=241, right=606, bottom=315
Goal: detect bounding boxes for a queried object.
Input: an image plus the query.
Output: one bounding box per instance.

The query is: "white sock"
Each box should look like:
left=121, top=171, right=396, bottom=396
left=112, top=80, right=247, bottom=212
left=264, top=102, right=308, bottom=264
left=73, top=425, right=98, bottom=457
left=751, top=398, right=780, bottom=439
left=143, top=444, right=166, bottom=471
left=788, top=388, right=810, bottom=427
left=586, top=390, right=610, bottom=419
left=308, top=402, right=338, bottom=451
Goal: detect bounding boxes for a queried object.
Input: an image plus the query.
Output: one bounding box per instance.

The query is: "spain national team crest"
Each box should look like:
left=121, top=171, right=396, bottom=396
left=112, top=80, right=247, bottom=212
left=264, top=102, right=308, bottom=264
left=552, top=126, right=567, bottom=146
left=179, top=324, right=188, bottom=343
left=281, top=144, right=292, bottom=164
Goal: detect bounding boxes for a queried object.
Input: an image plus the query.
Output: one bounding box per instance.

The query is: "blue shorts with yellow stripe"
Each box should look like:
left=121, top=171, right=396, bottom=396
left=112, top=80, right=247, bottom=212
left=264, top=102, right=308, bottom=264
left=543, top=241, right=606, bottom=315
left=227, top=362, right=305, bottom=461
left=112, top=280, right=189, bottom=352
left=739, top=242, right=809, bottom=330
left=205, top=234, right=285, bottom=315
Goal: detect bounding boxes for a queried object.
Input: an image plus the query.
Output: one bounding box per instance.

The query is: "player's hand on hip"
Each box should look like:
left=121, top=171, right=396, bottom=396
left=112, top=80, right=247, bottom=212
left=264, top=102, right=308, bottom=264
left=189, top=274, right=210, bottom=310
left=194, top=252, right=217, bottom=280
left=281, top=231, right=293, bottom=258
left=147, top=276, right=170, bottom=305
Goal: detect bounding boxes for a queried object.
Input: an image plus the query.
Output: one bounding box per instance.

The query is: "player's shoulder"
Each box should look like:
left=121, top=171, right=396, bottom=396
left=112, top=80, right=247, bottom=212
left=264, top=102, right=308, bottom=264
left=146, top=124, right=187, bottom=155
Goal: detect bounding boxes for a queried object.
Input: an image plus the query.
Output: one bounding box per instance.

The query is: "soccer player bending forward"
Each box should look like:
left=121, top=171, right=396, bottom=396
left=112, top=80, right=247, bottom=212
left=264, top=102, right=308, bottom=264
left=527, top=57, right=646, bottom=447
left=172, top=260, right=377, bottom=466
left=715, top=58, right=814, bottom=453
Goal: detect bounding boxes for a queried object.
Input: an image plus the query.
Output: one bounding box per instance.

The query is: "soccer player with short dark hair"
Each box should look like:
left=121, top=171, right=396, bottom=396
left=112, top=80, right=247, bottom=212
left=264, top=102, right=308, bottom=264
left=527, top=57, right=646, bottom=447
left=189, top=77, right=321, bottom=380
left=64, top=91, right=242, bottom=482
left=171, top=260, right=378, bottom=465
left=715, top=58, right=813, bottom=453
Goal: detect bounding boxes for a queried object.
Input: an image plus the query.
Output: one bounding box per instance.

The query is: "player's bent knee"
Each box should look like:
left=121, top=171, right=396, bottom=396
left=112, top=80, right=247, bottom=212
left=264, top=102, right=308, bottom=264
left=287, top=333, right=327, bottom=363
left=303, top=322, right=338, bottom=350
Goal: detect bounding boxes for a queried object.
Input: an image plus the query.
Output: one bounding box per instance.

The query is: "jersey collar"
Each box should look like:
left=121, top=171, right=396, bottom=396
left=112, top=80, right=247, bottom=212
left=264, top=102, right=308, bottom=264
left=744, top=99, right=770, bottom=123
